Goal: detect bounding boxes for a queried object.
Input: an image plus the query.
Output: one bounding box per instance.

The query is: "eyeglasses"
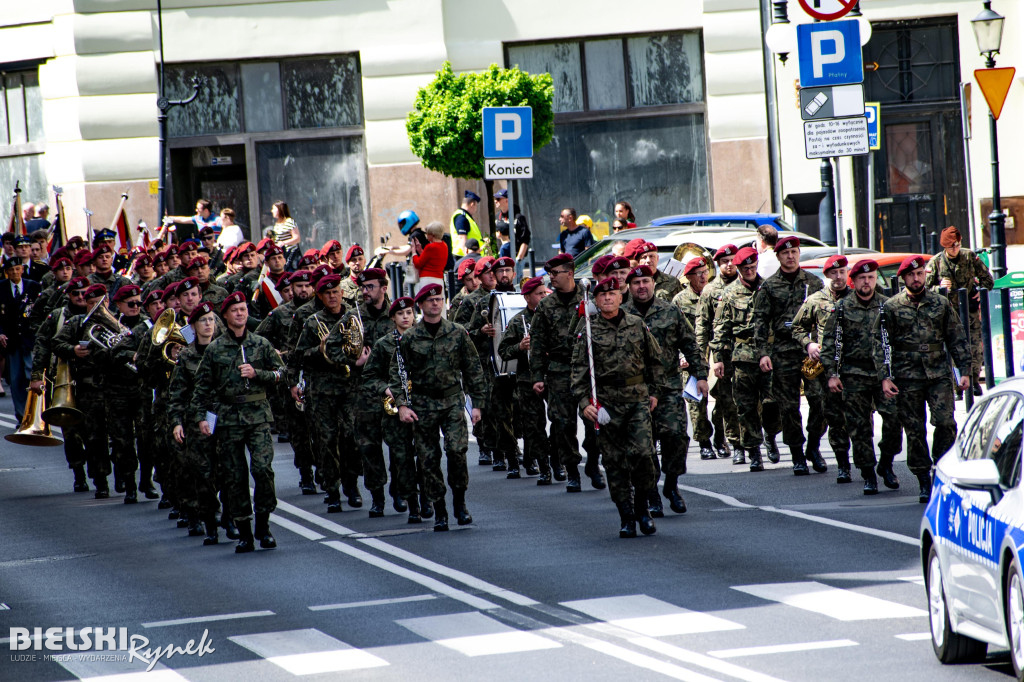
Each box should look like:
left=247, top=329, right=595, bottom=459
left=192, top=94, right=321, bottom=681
left=359, top=283, right=378, bottom=291
left=549, top=268, right=571, bottom=276
left=69, top=292, right=85, bottom=299
left=123, top=301, right=142, bottom=308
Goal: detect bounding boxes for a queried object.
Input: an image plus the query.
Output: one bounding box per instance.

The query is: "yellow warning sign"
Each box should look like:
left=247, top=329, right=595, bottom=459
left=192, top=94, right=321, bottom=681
left=148, top=180, right=159, bottom=195
left=975, top=67, right=1016, bottom=120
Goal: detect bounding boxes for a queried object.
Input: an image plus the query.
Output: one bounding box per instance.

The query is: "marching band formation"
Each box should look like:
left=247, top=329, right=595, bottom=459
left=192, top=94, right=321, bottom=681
left=10, top=211, right=983, bottom=547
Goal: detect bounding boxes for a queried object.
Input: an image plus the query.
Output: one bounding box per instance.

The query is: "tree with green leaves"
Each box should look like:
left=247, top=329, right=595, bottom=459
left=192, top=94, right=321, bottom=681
left=406, top=62, right=554, bottom=237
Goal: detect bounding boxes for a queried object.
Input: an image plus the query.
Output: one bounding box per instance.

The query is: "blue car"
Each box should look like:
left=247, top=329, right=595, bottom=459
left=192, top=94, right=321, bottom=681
left=648, top=212, right=796, bottom=231
left=920, top=377, right=1024, bottom=678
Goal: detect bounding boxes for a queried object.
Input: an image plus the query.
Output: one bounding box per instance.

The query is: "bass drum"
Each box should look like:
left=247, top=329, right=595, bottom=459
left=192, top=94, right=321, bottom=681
left=489, top=291, right=527, bottom=376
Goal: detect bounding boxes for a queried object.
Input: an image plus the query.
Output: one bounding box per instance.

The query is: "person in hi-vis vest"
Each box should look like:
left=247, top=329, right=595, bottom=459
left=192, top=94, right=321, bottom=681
left=449, top=191, right=483, bottom=257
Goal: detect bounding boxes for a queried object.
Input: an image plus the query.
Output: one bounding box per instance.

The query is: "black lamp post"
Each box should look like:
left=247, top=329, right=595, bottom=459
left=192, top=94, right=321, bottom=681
left=156, top=0, right=201, bottom=223
left=971, top=0, right=1007, bottom=277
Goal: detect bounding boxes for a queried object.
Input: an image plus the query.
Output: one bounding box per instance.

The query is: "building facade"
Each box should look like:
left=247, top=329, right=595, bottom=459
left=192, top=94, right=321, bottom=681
left=0, top=0, right=1019, bottom=260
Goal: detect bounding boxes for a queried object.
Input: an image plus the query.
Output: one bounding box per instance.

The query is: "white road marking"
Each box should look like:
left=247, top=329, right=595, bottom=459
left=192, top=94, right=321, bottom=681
left=708, top=639, right=859, bottom=658
left=142, top=610, right=275, bottom=628
left=321, top=540, right=499, bottom=610
left=732, top=582, right=927, bottom=620
left=396, top=612, right=561, bottom=656
left=678, top=483, right=918, bottom=546
left=229, top=628, right=388, bottom=675
left=271, top=497, right=357, bottom=536
left=899, top=576, right=926, bottom=586
left=895, top=632, right=932, bottom=641
left=269, top=513, right=326, bottom=541
left=54, top=652, right=188, bottom=681
left=309, top=594, right=437, bottom=611
left=561, top=595, right=744, bottom=636
left=359, top=538, right=540, bottom=606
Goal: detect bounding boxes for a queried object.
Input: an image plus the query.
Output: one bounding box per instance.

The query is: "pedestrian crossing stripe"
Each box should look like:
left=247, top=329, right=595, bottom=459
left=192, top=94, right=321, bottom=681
left=731, top=582, right=927, bottom=620
left=229, top=629, right=388, bottom=674
left=560, top=595, right=745, bottom=636
left=396, top=612, right=561, bottom=656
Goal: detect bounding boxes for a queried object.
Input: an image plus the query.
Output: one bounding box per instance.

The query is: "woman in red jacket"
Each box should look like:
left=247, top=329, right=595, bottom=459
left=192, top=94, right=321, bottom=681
left=411, top=221, right=449, bottom=294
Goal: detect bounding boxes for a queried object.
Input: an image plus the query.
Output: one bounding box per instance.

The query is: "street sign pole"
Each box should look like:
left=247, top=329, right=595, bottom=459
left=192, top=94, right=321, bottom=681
left=960, top=83, right=980, bottom=250
left=834, top=157, right=845, bottom=255
left=867, top=154, right=875, bottom=251
left=507, top=181, right=516, bottom=262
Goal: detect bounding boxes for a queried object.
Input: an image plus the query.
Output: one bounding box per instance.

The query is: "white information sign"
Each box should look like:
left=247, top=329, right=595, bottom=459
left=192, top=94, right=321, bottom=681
left=803, top=117, right=870, bottom=159
left=484, top=158, right=534, bottom=180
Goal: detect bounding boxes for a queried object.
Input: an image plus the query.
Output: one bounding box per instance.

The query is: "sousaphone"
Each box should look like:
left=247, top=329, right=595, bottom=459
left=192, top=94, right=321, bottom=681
left=6, top=389, right=62, bottom=447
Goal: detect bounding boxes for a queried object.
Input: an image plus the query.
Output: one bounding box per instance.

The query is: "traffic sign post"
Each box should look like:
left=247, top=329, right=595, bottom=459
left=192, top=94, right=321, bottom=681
left=482, top=106, right=534, bottom=260
left=864, top=102, right=880, bottom=149
left=803, top=117, right=870, bottom=159
left=797, top=20, right=864, bottom=88
left=975, top=67, right=1016, bottom=120
left=865, top=102, right=880, bottom=251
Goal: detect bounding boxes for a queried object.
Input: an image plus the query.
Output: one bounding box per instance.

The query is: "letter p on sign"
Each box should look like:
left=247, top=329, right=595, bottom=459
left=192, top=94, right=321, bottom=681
left=797, top=20, right=863, bottom=89
left=811, top=30, right=845, bottom=79
left=483, top=106, right=533, bottom=159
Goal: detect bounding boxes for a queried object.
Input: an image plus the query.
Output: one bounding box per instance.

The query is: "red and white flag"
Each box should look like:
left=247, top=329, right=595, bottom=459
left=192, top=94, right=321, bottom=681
left=109, top=192, right=132, bottom=256
left=259, top=271, right=283, bottom=310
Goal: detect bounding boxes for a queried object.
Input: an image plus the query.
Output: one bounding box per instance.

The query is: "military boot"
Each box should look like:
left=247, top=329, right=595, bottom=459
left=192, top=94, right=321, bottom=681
left=732, top=447, right=746, bottom=465
left=617, top=500, right=637, bottom=538
left=419, top=491, right=433, bottom=519
left=138, top=471, right=158, bottom=499
left=552, top=457, right=567, bottom=481
left=807, top=441, right=828, bottom=473
left=123, top=478, right=138, bottom=505
left=491, top=451, right=507, bottom=471
left=714, top=440, right=732, bottom=459
left=566, top=466, right=582, bottom=493
left=634, top=495, right=657, bottom=536
left=221, top=514, right=240, bottom=540
left=524, top=458, right=540, bottom=476
left=478, top=450, right=492, bottom=466
left=202, top=514, right=219, bottom=545
left=235, top=519, right=255, bottom=553
left=406, top=495, right=422, bottom=524
left=72, top=465, right=89, bottom=492
left=877, top=454, right=900, bottom=489
left=433, top=499, right=449, bottom=532
left=861, top=468, right=879, bottom=495
left=114, top=471, right=125, bottom=493
left=177, top=510, right=190, bottom=529
left=748, top=448, right=764, bottom=472
left=790, top=444, right=809, bottom=476
left=168, top=506, right=179, bottom=520
left=453, top=489, right=473, bottom=526
left=699, top=441, right=715, bottom=460
left=158, top=493, right=172, bottom=509
left=342, top=476, right=362, bottom=508
left=254, top=512, right=277, bottom=549
left=917, top=472, right=932, bottom=504
left=647, top=488, right=664, bottom=518
left=299, top=467, right=317, bottom=495
left=368, top=489, right=386, bottom=518
left=536, top=466, right=552, bottom=486
left=187, top=511, right=205, bottom=534
left=326, top=491, right=342, bottom=514
left=393, top=496, right=408, bottom=513
left=663, top=474, right=687, bottom=514
left=764, top=435, right=781, bottom=464
left=94, top=478, right=110, bottom=499
left=585, top=458, right=606, bottom=489
left=505, top=453, right=521, bottom=479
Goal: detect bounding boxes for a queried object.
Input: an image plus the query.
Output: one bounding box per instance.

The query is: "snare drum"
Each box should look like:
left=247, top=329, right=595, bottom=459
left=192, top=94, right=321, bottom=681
left=489, top=291, right=527, bottom=376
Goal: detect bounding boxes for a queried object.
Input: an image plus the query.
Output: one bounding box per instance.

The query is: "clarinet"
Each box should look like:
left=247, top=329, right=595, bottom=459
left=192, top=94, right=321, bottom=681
left=523, top=316, right=531, bottom=362
left=878, top=300, right=894, bottom=380
left=392, top=329, right=412, bottom=405
left=834, top=298, right=844, bottom=376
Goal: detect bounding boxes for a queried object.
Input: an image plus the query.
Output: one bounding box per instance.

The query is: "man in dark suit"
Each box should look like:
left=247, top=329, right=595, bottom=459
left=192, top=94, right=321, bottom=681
left=0, top=258, right=42, bottom=420
left=14, top=235, right=49, bottom=284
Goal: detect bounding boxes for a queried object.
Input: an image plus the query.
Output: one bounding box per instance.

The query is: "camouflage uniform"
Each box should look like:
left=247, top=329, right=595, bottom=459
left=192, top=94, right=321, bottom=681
left=671, top=284, right=712, bottom=448
left=363, top=331, right=418, bottom=501
left=710, top=276, right=780, bottom=452
left=875, top=288, right=970, bottom=474
left=468, top=287, right=521, bottom=469
left=447, top=287, right=472, bottom=321
left=792, top=287, right=852, bottom=470
left=287, top=296, right=325, bottom=480
left=136, top=317, right=177, bottom=504
left=191, top=329, right=286, bottom=522
left=200, top=282, right=229, bottom=307
left=752, top=268, right=825, bottom=459
left=168, top=342, right=220, bottom=521
left=340, top=275, right=361, bottom=309
left=530, top=285, right=587, bottom=474
left=695, top=273, right=741, bottom=449
left=498, top=306, right=553, bottom=477
left=95, top=313, right=146, bottom=496
left=820, top=290, right=902, bottom=472
left=925, top=249, right=994, bottom=385
left=390, top=317, right=487, bottom=503
left=627, top=297, right=707, bottom=480
left=89, top=270, right=132, bottom=300
left=255, top=300, right=305, bottom=464
left=450, top=286, right=482, bottom=327
left=570, top=309, right=664, bottom=509
left=654, top=269, right=683, bottom=302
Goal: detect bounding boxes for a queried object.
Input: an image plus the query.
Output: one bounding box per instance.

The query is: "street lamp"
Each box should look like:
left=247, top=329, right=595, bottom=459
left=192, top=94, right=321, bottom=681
left=971, top=0, right=1007, bottom=277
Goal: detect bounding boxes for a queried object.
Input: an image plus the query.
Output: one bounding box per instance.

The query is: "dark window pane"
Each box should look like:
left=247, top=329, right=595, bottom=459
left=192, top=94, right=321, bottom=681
left=584, top=39, right=626, bottom=110
left=256, top=137, right=368, bottom=250
left=519, top=114, right=709, bottom=262
left=0, top=82, right=9, bottom=145
left=963, top=395, right=1012, bottom=461
left=5, top=75, right=27, bottom=145
left=507, top=43, right=583, bottom=113
left=23, top=72, right=43, bottom=143
left=991, top=398, right=1024, bottom=488
left=863, top=20, right=959, bottom=104
left=885, top=122, right=933, bottom=194
left=241, top=62, right=283, bottom=133
left=166, top=64, right=241, bottom=137
left=627, top=33, right=703, bottom=106
left=281, top=56, right=362, bottom=129
left=0, top=154, right=46, bottom=204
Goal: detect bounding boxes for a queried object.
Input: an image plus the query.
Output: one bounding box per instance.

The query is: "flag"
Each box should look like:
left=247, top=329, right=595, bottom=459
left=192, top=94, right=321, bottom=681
left=138, top=223, right=151, bottom=250
left=109, top=193, right=132, bottom=257
left=259, top=271, right=283, bottom=310
left=48, top=191, right=68, bottom=253
left=6, top=182, right=25, bottom=235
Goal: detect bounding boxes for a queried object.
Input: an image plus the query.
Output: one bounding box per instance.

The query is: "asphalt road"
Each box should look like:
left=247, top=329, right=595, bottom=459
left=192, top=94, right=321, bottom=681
left=0, top=399, right=1016, bottom=682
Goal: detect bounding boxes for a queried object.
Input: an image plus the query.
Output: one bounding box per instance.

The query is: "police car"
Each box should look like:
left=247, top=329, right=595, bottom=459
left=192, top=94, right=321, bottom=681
left=921, top=376, right=1024, bottom=677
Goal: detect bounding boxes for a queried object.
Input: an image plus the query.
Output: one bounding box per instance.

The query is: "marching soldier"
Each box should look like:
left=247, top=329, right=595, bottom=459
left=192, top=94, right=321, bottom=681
left=695, top=244, right=741, bottom=460
left=461, top=257, right=497, bottom=465
left=792, top=255, right=853, bottom=482
left=498, top=276, right=555, bottom=485
left=133, top=288, right=165, bottom=500
left=710, top=247, right=779, bottom=470
left=634, top=241, right=683, bottom=302
left=447, top=259, right=479, bottom=321
left=626, top=266, right=708, bottom=516
left=193, top=291, right=288, bottom=553
left=340, top=245, right=366, bottom=307
left=752, top=235, right=826, bottom=473
left=672, top=258, right=715, bottom=460
left=451, top=256, right=492, bottom=329
left=393, top=284, right=486, bottom=532
left=876, top=255, right=970, bottom=503
left=820, top=259, right=903, bottom=494
left=88, top=244, right=132, bottom=302
left=925, top=226, right=994, bottom=396
left=571, top=276, right=665, bottom=538
left=186, top=256, right=228, bottom=307
left=28, top=251, right=73, bottom=333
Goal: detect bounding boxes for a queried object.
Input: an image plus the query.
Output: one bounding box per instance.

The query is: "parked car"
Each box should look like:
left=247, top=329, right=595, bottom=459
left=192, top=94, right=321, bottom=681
left=920, top=377, right=1024, bottom=677
left=801, top=253, right=932, bottom=286
left=648, top=212, right=796, bottom=232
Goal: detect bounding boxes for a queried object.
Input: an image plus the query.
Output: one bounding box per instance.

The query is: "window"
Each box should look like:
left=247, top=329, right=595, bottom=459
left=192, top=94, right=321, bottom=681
left=506, top=32, right=708, bottom=260
left=961, top=395, right=1013, bottom=462
left=991, top=397, right=1024, bottom=489
left=863, top=19, right=959, bottom=104
left=0, top=68, right=46, bottom=203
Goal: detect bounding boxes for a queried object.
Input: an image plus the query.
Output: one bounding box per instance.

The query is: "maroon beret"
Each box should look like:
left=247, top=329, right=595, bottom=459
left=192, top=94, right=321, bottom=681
left=544, top=253, right=573, bottom=271
left=357, top=267, right=387, bottom=285
left=235, top=241, right=255, bottom=255
left=345, top=244, right=364, bottom=262
left=185, top=256, right=208, bottom=271
left=389, top=296, right=415, bottom=316
left=67, top=236, right=86, bottom=247
left=92, top=244, right=113, bottom=257
left=521, top=276, right=545, bottom=296
left=161, top=283, right=180, bottom=301
left=50, top=256, right=72, bottom=269
left=774, top=235, right=800, bottom=253
left=683, top=258, right=709, bottom=276
left=142, top=289, right=163, bottom=307
left=940, top=226, right=962, bottom=248
left=298, top=254, right=319, bottom=268
left=177, top=241, right=198, bottom=254
left=83, top=284, right=107, bottom=299
left=457, top=259, right=477, bottom=279
left=176, top=277, right=200, bottom=294
left=822, top=255, right=849, bottom=273
left=316, top=274, right=342, bottom=293
left=713, top=244, right=738, bottom=261
left=319, top=240, right=342, bottom=258
left=626, top=265, right=656, bottom=283
left=188, top=301, right=216, bottom=325
left=606, top=256, right=631, bottom=272
left=255, top=237, right=273, bottom=253
left=220, top=290, right=247, bottom=313
left=134, top=254, right=153, bottom=268
left=591, top=254, right=616, bottom=277
left=310, top=264, right=332, bottom=283
left=734, top=247, right=759, bottom=267
left=593, top=276, right=620, bottom=293
left=850, top=259, right=879, bottom=277
left=112, top=284, right=141, bottom=302
left=414, top=283, right=444, bottom=303
left=264, top=244, right=284, bottom=258
left=273, top=271, right=293, bottom=288
left=152, top=251, right=168, bottom=265
left=636, top=241, right=658, bottom=258
left=474, top=256, right=496, bottom=276
left=623, top=238, right=647, bottom=259
left=897, top=255, right=926, bottom=277
left=493, top=256, right=515, bottom=270
left=67, top=276, right=90, bottom=292
left=199, top=225, right=216, bottom=237
left=289, top=270, right=313, bottom=285
left=74, top=250, right=95, bottom=266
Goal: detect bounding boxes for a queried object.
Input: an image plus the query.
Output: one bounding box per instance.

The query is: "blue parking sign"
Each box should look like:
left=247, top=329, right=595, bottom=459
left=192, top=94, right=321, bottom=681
left=797, top=20, right=864, bottom=88
left=482, top=107, right=533, bottom=159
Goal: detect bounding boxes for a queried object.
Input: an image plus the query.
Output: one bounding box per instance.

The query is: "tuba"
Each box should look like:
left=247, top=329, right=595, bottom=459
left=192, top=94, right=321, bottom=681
left=42, top=360, right=83, bottom=427
left=6, top=388, right=62, bottom=447
left=671, top=242, right=716, bottom=282
left=151, top=309, right=187, bottom=365
left=86, top=302, right=134, bottom=350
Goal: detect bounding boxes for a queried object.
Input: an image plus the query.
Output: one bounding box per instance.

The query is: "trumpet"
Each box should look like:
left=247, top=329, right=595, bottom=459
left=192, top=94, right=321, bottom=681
left=295, top=370, right=306, bottom=412
left=85, top=297, right=133, bottom=349
left=151, top=308, right=187, bottom=365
